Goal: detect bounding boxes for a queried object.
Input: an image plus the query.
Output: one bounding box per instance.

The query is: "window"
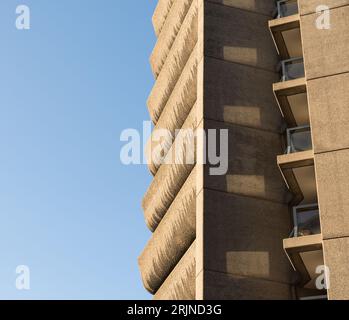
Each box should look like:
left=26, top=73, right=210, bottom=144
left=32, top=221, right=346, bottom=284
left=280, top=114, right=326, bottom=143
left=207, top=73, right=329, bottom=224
left=280, top=57, right=305, bottom=81
left=276, top=0, right=299, bottom=18
left=291, top=204, right=321, bottom=237
left=286, top=125, right=312, bottom=154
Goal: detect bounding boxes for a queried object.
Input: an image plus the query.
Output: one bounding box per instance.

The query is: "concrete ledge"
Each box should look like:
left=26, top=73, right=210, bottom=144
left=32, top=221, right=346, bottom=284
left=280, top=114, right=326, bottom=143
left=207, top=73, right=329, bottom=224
left=273, top=77, right=306, bottom=93
left=273, top=78, right=307, bottom=127
left=269, top=14, right=300, bottom=59
left=277, top=150, right=314, bottom=205
left=151, top=0, right=196, bottom=78
left=284, top=234, right=322, bottom=251
left=277, top=150, right=314, bottom=169
left=283, top=234, right=323, bottom=287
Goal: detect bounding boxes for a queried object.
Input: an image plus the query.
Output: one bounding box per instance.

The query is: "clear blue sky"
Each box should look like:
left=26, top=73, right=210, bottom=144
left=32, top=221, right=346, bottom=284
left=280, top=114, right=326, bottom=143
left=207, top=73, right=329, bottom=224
left=0, top=0, right=157, bottom=299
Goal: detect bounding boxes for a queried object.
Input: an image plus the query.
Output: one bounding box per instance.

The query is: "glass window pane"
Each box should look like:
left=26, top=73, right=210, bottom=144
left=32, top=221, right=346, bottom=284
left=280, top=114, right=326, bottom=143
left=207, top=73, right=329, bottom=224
left=285, top=60, right=305, bottom=80
left=278, top=0, right=298, bottom=18
left=294, top=205, right=321, bottom=237
left=289, top=128, right=312, bottom=153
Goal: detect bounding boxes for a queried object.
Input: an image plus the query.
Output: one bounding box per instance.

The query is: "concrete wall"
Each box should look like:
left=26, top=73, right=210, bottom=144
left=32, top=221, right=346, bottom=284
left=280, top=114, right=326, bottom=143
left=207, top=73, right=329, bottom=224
left=196, top=0, right=294, bottom=300
left=299, top=0, right=349, bottom=15
left=299, top=1, right=349, bottom=299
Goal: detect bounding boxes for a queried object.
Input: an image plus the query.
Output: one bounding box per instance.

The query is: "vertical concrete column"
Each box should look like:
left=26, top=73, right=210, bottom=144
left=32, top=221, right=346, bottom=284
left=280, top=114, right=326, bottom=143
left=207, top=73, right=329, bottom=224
left=195, top=0, right=294, bottom=300
left=299, top=0, right=349, bottom=299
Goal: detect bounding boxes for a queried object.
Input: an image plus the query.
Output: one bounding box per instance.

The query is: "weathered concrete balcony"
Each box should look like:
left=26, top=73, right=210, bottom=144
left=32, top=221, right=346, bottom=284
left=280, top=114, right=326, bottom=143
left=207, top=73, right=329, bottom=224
left=273, top=74, right=307, bottom=127
left=283, top=233, right=324, bottom=289
left=152, top=0, right=175, bottom=37
left=146, top=102, right=197, bottom=176
left=143, top=165, right=196, bottom=232
left=154, top=241, right=196, bottom=300
left=147, top=0, right=198, bottom=126
left=269, top=0, right=301, bottom=60
left=139, top=169, right=196, bottom=294
left=277, top=125, right=313, bottom=205
left=150, top=0, right=196, bottom=78
left=277, top=149, right=316, bottom=205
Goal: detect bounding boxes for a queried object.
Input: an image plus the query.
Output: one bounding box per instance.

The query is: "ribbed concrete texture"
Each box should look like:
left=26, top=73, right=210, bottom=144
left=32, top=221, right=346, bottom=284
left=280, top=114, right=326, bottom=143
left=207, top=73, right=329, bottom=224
left=152, top=0, right=175, bottom=36
left=148, top=0, right=198, bottom=124
left=139, top=0, right=198, bottom=300
left=154, top=241, right=196, bottom=300
left=151, top=0, right=196, bottom=78
left=139, top=0, right=295, bottom=300
left=146, top=101, right=197, bottom=176
left=139, top=168, right=196, bottom=293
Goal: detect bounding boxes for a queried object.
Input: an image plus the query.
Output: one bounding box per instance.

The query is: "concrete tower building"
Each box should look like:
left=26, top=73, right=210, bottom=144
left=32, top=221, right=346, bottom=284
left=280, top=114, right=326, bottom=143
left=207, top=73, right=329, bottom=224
left=138, top=0, right=349, bottom=300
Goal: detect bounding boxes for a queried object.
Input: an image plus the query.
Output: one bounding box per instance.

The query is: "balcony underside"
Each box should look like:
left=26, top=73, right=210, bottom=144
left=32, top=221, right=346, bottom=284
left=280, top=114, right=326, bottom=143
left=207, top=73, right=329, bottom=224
left=269, top=14, right=302, bottom=59
left=273, top=78, right=308, bottom=127
left=277, top=150, right=316, bottom=205
left=284, top=234, right=324, bottom=289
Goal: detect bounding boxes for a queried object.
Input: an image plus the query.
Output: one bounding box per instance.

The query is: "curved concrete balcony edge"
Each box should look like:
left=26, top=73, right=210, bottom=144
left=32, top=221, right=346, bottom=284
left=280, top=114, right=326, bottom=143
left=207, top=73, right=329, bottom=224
left=138, top=177, right=195, bottom=294
left=154, top=240, right=196, bottom=300
left=142, top=158, right=196, bottom=232
left=146, top=101, right=197, bottom=176
left=147, top=42, right=198, bottom=124
left=151, top=0, right=197, bottom=78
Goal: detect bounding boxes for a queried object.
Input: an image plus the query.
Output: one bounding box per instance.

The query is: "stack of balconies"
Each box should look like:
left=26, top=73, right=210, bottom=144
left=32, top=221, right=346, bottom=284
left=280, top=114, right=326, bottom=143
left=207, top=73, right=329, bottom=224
left=269, top=0, right=327, bottom=300
left=138, top=0, right=198, bottom=300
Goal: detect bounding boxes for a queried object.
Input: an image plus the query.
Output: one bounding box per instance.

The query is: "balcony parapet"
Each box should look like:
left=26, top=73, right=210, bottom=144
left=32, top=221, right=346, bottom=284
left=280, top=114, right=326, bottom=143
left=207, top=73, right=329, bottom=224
left=139, top=170, right=195, bottom=294
left=154, top=241, right=196, bottom=300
